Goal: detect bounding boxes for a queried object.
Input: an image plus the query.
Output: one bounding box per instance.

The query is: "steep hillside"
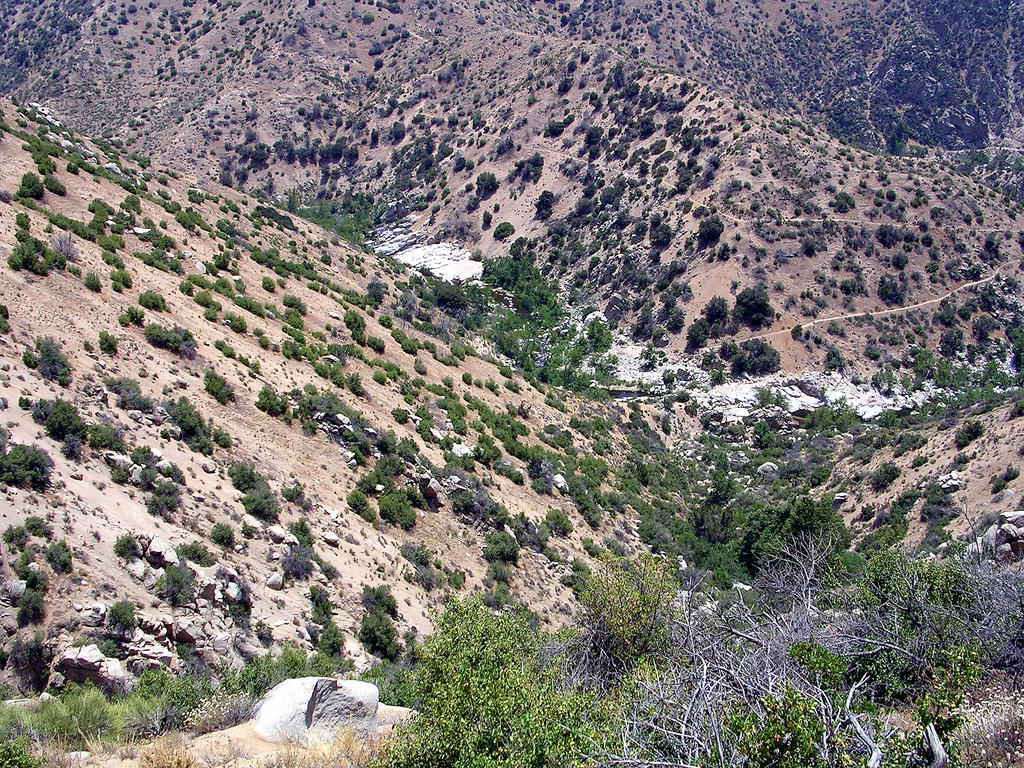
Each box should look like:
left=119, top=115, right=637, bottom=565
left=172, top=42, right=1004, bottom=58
left=565, top=0, right=1024, bottom=151
left=1, top=98, right=1024, bottom=768
left=4, top=0, right=1024, bottom=385
left=0, top=99, right=668, bottom=690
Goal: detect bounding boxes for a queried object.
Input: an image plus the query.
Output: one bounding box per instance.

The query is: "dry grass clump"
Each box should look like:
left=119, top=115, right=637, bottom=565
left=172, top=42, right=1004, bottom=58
left=182, top=691, right=255, bottom=735
left=260, top=731, right=377, bottom=768
left=953, top=686, right=1024, bottom=768
left=138, top=734, right=198, bottom=768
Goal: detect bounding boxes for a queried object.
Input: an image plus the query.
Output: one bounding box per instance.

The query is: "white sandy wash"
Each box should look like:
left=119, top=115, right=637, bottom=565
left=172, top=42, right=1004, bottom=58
left=372, top=216, right=482, bottom=282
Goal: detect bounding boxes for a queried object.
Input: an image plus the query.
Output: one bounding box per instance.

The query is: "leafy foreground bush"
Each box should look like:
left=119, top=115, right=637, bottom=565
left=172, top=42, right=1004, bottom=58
left=374, top=596, right=604, bottom=768
left=377, top=546, right=1024, bottom=768
left=1, top=544, right=1020, bottom=768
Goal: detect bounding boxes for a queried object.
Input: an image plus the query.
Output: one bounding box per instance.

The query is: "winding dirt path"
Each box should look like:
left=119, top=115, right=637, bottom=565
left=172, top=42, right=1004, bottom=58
left=741, top=272, right=1000, bottom=343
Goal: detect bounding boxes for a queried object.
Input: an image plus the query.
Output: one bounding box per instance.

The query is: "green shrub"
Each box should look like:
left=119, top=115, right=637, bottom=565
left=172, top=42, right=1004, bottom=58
left=159, top=564, right=195, bottom=607
left=0, top=739, right=40, bottom=768
left=347, top=489, right=375, bottom=523
left=16, top=173, right=44, bottom=200
left=114, top=533, right=139, bottom=560
left=359, top=607, right=400, bottom=660
left=730, top=687, right=827, bottom=768
left=8, top=232, right=64, bottom=275
left=146, top=480, right=181, bottom=518
left=98, top=330, right=118, bottom=354
left=34, top=686, right=117, bottom=745
left=177, top=541, right=214, bottom=566
left=280, top=545, right=313, bottom=581
left=204, top=369, right=235, bottom=405
left=544, top=508, right=573, bottom=537
left=107, top=600, right=136, bottom=634
left=255, top=385, right=288, bottom=417
left=31, top=337, right=71, bottom=386
left=229, top=462, right=279, bottom=521
left=697, top=214, right=724, bottom=247
left=138, top=290, right=167, bottom=311
left=493, top=221, right=515, bottom=240
left=42, top=175, right=65, bottom=196
left=88, top=423, right=124, bottom=451
left=0, top=444, right=53, bottom=490
left=476, top=171, right=499, bottom=198
left=144, top=323, right=196, bottom=358
left=24, top=515, right=51, bottom=538
left=955, top=420, right=984, bottom=449
left=3, top=525, right=28, bottom=550
left=373, top=597, right=596, bottom=768
left=44, top=540, right=72, bottom=574
left=17, top=588, right=45, bottom=626
left=871, top=462, right=901, bottom=492
left=119, top=305, right=144, bottom=326
left=483, top=530, right=520, bottom=564
left=166, top=397, right=213, bottom=454
left=378, top=490, right=416, bottom=529
left=210, top=523, right=235, bottom=548
left=84, top=271, right=102, bottom=292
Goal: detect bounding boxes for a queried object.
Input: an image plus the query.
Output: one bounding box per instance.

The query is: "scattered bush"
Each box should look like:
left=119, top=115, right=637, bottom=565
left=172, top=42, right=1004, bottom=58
left=144, top=324, right=196, bottom=358
left=44, top=540, right=73, bottom=574
left=210, top=523, right=235, bottom=548
left=29, top=336, right=71, bottom=386
left=138, top=290, right=168, bottom=311
left=204, top=369, right=235, bottom=405
left=114, top=533, right=139, bottom=560
left=0, top=442, right=53, bottom=491
left=107, top=600, right=137, bottom=634
left=955, top=420, right=984, bottom=449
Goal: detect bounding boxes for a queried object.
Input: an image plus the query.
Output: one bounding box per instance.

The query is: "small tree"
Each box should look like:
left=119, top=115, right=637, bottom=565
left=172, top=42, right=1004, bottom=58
left=476, top=171, right=499, bottom=199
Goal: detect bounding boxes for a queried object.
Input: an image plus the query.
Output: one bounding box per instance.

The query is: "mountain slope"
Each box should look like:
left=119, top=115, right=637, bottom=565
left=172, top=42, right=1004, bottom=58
left=0, top=99, right=664, bottom=687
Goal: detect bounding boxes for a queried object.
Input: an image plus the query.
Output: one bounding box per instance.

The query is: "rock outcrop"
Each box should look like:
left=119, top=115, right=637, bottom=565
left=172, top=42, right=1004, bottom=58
left=52, top=644, right=136, bottom=693
left=968, top=510, right=1024, bottom=563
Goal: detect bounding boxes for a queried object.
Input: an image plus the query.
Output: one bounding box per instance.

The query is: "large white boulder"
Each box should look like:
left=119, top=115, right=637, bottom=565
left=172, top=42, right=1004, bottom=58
left=252, top=677, right=379, bottom=744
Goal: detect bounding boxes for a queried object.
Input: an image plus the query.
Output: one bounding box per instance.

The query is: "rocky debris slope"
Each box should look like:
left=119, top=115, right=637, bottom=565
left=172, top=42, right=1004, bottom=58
left=968, top=510, right=1024, bottom=563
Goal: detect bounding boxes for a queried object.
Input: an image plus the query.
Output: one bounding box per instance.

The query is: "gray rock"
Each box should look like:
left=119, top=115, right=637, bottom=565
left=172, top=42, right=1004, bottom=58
left=756, top=461, right=779, bottom=477
left=266, top=572, right=284, bottom=590
left=126, top=558, right=148, bottom=581
left=0, top=609, right=17, bottom=635
left=242, top=514, right=264, bottom=530
left=145, top=537, right=179, bottom=567
left=7, top=580, right=27, bottom=601
left=53, top=644, right=135, bottom=693
left=451, top=443, right=474, bottom=459
left=267, top=525, right=287, bottom=544
left=999, top=510, right=1024, bottom=526
left=104, top=452, right=133, bottom=471
left=252, top=678, right=379, bottom=744
left=79, top=603, right=107, bottom=627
